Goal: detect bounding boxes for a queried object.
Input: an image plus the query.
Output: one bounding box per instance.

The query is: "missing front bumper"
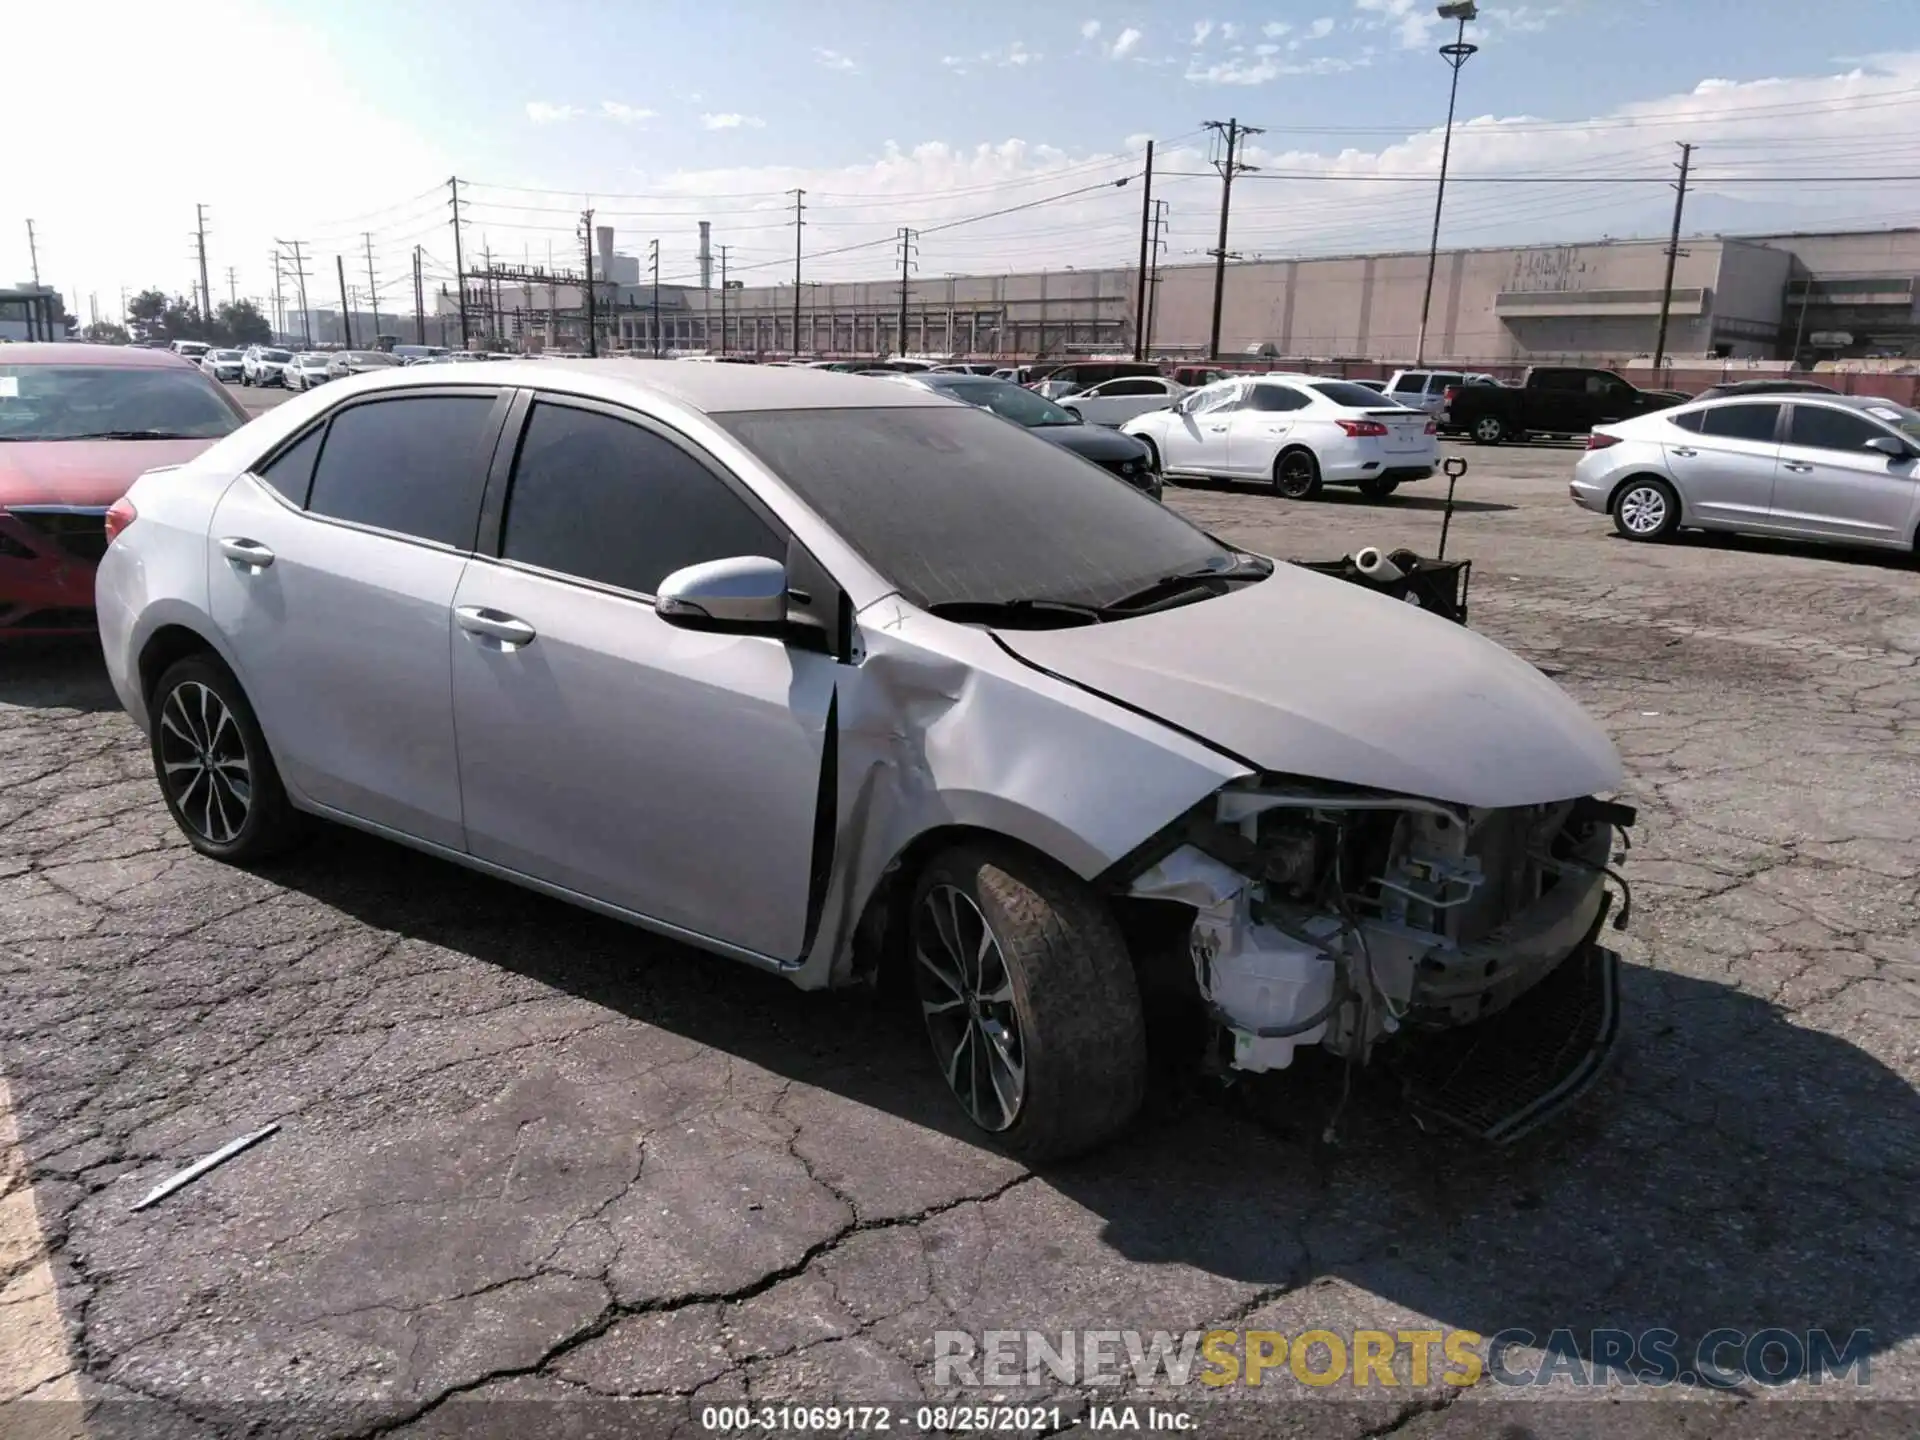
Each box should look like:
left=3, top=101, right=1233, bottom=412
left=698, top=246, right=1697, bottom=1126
left=1388, top=930, right=1622, bottom=1145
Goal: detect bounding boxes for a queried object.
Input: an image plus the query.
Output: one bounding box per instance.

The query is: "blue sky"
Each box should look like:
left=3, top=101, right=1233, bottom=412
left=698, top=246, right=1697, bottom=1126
left=14, top=0, right=1920, bottom=319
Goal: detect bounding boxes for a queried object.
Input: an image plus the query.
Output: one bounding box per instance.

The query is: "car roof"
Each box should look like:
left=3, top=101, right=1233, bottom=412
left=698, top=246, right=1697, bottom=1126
left=326, top=357, right=951, bottom=413
left=0, top=343, right=199, bottom=368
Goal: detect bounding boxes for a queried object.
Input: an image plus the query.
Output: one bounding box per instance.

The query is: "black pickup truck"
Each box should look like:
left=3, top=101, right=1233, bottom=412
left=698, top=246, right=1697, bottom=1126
left=1444, top=366, right=1688, bottom=445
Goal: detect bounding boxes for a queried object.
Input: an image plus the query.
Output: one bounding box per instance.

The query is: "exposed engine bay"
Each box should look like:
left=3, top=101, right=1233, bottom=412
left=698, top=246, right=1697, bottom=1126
left=1125, top=780, right=1636, bottom=1076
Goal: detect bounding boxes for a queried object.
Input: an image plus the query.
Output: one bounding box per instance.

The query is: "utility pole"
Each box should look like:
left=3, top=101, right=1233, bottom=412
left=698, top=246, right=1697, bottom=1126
left=413, top=246, right=426, bottom=345
left=789, top=188, right=806, bottom=357
left=1415, top=1, right=1480, bottom=366
left=718, top=245, right=732, bottom=356
left=225, top=266, right=237, bottom=307
left=1203, top=118, right=1261, bottom=361
left=336, top=255, right=354, bottom=347
left=194, top=204, right=213, bottom=322
left=1133, top=139, right=1154, bottom=360
left=271, top=250, right=285, bottom=339
left=896, top=228, right=918, bottom=359
left=1652, top=142, right=1694, bottom=374
left=363, top=233, right=382, bottom=340
left=448, top=176, right=470, bottom=350
left=278, top=239, right=313, bottom=347
left=1146, top=199, right=1169, bottom=356
left=580, top=208, right=598, bottom=357
left=25, top=220, right=40, bottom=285
left=649, top=238, right=661, bottom=356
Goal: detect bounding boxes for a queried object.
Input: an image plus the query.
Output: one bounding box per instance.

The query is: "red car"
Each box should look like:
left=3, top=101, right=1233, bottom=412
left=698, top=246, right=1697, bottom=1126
left=1, top=344, right=248, bottom=637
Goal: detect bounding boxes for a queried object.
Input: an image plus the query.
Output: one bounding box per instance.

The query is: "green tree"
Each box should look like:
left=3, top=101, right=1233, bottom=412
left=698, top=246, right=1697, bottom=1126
left=216, top=299, right=271, bottom=346
left=81, top=321, right=131, bottom=345
left=126, top=289, right=171, bottom=341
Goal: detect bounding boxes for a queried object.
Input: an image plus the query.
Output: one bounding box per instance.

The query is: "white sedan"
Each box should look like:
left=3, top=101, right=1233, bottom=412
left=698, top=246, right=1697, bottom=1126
left=1123, top=374, right=1439, bottom=500
left=198, top=349, right=246, bottom=384
left=1059, top=376, right=1188, bottom=427
left=284, top=353, right=335, bottom=391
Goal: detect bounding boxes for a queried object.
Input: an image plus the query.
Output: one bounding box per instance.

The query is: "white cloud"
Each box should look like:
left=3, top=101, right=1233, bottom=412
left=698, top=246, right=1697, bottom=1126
left=1220, top=22, right=1239, bottom=40
left=1481, top=4, right=1563, bottom=33
left=1307, top=16, right=1336, bottom=40
left=1191, top=19, right=1214, bottom=45
left=525, top=101, right=582, bottom=124
left=1255, top=43, right=1280, bottom=56
left=599, top=101, right=655, bottom=124
left=1080, top=18, right=1101, bottom=38
left=700, top=112, right=765, bottom=130
left=814, top=47, right=858, bottom=72
left=1109, top=27, right=1142, bottom=59
left=1002, top=42, right=1039, bottom=66
left=1264, top=21, right=1292, bottom=37
left=1353, top=0, right=1440, bottom=49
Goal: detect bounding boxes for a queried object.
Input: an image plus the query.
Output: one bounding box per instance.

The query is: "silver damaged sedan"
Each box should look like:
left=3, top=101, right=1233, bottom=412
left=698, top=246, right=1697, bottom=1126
left=97, top=361, right=1634, bottom=1158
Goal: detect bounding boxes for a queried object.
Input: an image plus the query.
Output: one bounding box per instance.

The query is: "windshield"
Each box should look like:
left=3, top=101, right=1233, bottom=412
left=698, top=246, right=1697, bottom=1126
left=348, top=352, right=398, bottom=365
left=175, top=343, right=208, bottom=356
left=1857, top=399, right=1920, bottom=441
left=0, top=364, right=245, bottom=441
left=935, top=378, right=1077, bottom=426
left=263, top=350, right=292, bottom=362
left=717, top=406, right=1231, bottom=611
left=297, top=354, right=329, bottom=367
left=211, top=350, right=243, bottom=361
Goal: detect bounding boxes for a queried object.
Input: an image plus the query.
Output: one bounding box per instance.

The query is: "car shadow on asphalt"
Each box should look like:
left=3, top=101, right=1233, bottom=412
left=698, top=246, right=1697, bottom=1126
left=267, top=822, right=1920, bottom=1385
left=1632, top=528, right=1919, bottom=571
left=1169, top=479, right=1516, bottom=515
left=0, top=638, right=121, bottom=712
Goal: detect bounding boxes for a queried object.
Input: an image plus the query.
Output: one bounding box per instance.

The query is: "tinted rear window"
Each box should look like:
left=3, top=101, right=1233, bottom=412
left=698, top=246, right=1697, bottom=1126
left=0, top=364, right=244, bottom=441
left=1310, top=381, right=1399, bottom=408
left=715, top=406, right=1228, bottom=610
left=1699, top=403, right=1781, bottom=442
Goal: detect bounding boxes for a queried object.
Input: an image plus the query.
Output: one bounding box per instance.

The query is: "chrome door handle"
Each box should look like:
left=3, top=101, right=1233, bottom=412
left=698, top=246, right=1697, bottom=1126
left=1671, top=447, right=1697, bottom=457
left=1784, top=462, right=1815, bottom=473
left=217, top=537, right=275, bottom=568
left=1207, top=425, right=1229, bottom=432
left=455, top=606, right=537, bottom=647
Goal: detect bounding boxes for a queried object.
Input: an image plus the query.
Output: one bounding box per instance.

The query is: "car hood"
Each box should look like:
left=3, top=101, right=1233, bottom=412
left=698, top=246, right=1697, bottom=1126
left=1030, top=423, right=1148, bottom=462
left=0, top=439, right=219, bottom=509
left=995, top=564, right=1624, bottom=807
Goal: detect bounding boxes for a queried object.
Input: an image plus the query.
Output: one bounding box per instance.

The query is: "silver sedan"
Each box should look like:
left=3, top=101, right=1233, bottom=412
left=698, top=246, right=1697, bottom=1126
left=96, top=361, right=1631, bottom=1157
left=1572, top=393, right=1920, bottom=552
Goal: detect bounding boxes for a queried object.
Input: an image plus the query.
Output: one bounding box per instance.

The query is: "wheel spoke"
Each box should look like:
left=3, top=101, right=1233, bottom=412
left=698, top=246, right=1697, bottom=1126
left=921, top=995, right=967, bottom=1017
left=159, top=708, right=196, bottom=748
left=915, top=943, right=966, bottom=1001
left=979, top=1020, right=1024, bottom=1123
left=944, top=1022, right=975, bottom=1092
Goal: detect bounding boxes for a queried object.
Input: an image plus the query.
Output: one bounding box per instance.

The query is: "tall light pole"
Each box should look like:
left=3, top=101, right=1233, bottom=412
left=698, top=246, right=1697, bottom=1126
left=1414, top=0, right=1478, bottom=367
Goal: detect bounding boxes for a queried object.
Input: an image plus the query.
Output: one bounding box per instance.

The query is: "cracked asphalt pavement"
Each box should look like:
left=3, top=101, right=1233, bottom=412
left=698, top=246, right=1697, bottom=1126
left=2, top=429, right=1918, bottom=1439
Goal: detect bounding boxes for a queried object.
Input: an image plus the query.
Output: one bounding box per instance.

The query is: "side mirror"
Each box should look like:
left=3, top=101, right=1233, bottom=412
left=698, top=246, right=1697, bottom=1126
left=1865, top=435, right=1909, bottom=458
left=655, top=555, right=789, bottom=634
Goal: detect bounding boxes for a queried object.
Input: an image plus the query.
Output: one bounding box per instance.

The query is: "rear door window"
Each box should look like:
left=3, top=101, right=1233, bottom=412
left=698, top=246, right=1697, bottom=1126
left=256, top=426, right=324, bottom=506
left=1246, top=385, right=1310, bottom=412
left=1698, top=403, right=1782, bottom=444
left=1427, top=373, right=1464, bottom=393
left=305, top=394, right=499, bottom=548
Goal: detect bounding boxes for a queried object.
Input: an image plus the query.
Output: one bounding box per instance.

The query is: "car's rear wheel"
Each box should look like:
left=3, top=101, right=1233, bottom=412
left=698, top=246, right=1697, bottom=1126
left=149, top=655, right=307, bottom=864
left=910, top=844, right=1147, bottom=1161
left=1612, top=476, right=1680, bottom=541
left=1274, top=447, right=1323, bottom=500
left=1472, top=415, right=1507, bottom=445
left=1358, top=478, right=1400, bottom=500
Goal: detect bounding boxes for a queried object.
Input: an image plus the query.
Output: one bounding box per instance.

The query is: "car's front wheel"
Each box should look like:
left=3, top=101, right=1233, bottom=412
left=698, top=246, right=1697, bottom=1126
left=149, top=655, right=308, bottom=864
left=1273, top=447, right=1323, bottom=500
left=1611, top=476, right=1681, bottom=541
left=911, top=844, right=1147, bottom=1161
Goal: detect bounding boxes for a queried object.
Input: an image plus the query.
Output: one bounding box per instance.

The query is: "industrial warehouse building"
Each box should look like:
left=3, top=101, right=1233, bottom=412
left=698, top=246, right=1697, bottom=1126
left=429, top=224, right=1920, bottom=366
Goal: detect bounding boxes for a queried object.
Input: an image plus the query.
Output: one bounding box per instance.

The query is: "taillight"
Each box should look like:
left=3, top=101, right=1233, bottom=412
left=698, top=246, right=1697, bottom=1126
left=1424, top=419, right=1438, bottom=434
left=1336, top=419, right=1390, bottom=437
left=1442, top=386, right=1459, bottom=406
left=104, top=496, right=138, bottom=543
left=1585, top=433, right=1622, bottom=450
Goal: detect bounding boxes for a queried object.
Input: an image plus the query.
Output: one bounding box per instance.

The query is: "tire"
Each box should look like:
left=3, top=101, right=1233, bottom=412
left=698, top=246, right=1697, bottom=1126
left=1611, top=476, right=1681, bottom=541
left=910, top=843, right=1147, bottom=1161
left=1471, top=415, right=1507, bottom=445
left=1273, top=447, right=1323, bottom=500
left=149, top=655, right=308, bottom=864
left=1358, top=478, right=1399, bottom=500
left=1137, top=435, right=1164, bottom=481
